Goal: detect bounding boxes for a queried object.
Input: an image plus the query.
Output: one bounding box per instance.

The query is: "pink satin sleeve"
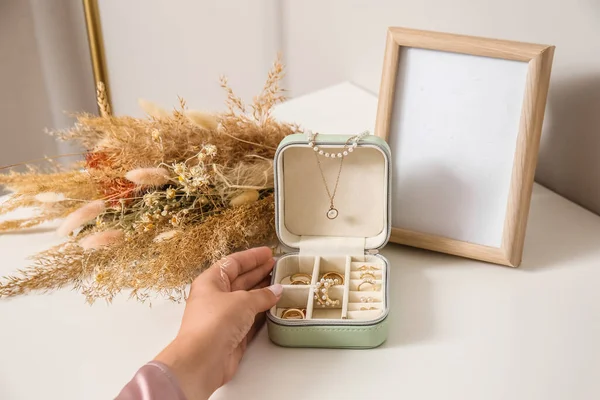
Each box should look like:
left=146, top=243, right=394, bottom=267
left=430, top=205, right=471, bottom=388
left=115, top=361, right=187, bottom=400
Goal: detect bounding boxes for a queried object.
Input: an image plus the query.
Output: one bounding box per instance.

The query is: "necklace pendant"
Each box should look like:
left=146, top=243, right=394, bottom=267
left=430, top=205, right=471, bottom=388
left=326, top=207, right=339, bottom=220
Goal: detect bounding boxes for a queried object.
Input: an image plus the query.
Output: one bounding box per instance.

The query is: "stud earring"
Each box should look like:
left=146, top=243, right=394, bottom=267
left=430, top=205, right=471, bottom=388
left=360, top=296, right=374, bottom=303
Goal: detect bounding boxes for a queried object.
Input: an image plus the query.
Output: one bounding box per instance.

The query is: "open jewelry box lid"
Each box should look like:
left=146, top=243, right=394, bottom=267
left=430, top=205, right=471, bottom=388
left=274, top=132, right=392, bottom=255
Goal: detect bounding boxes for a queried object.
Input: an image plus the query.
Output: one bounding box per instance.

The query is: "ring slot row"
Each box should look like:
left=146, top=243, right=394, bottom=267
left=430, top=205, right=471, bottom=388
left=350, top=261, right=384, bottom=271
left=349, top=279, right=383, bottom=291
left=348, top=290, right=383, bottom=303
left=350, top=270, right=383, bottom=279
left=347, top=303, right=383, bottom=311
left=346, top=310, right=383, bottom=320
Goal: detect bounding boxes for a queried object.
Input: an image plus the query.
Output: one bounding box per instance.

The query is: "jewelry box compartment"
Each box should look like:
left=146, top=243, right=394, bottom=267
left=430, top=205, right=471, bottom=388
left=269, top=253, right=388, bottom=323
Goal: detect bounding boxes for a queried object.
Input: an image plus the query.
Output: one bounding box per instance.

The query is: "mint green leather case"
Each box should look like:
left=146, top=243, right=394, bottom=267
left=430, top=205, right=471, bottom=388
left=267, top=133, right=392, bottom=349
left=268, top=313, right=390, bottom=349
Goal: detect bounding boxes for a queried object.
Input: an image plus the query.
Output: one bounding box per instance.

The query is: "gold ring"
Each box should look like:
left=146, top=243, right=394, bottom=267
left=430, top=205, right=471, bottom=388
left=360, top=307, right=378, bottom=311
left=359, top=272, right=376, bottom=280
left=290, top=273, right=311, bottom=285
left=321, top=271, right=344, bottom=285
left=358, top=279, right=377, bottom=291
left=281, top=308, right=305, bottom=319
left=358, top=265, right=379, bottom=272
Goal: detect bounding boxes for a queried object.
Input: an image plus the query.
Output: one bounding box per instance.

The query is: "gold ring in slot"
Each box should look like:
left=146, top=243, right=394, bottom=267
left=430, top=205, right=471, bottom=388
left=360, top=307, right=378, bottom=311
left=359, top=265, right=379, bottom=272
left=359, top=272, right=376, bottom=280
left=290, top=273, right=312, bottom=285
left=358, top=278, right=378, bottom=291
left=281, top=308, right=306, bottom=319
left=321, top=271, right=344, bottom=285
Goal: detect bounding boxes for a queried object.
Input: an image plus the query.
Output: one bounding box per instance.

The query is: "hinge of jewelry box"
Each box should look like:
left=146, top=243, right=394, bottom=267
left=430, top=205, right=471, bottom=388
left=272, top=242, right=294, bottom=257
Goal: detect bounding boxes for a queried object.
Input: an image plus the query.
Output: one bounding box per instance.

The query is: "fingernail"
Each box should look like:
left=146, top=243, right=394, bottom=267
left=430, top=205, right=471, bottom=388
left=268, top=284, right=283, bottom=297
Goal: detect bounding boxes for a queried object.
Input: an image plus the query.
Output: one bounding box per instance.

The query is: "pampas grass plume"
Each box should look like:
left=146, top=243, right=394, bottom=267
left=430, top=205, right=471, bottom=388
left=35, top=192, right=65, bottom=203
left=230, top=190, right=259, bottom=207
left=153, top=230, right=180, bottom=243
left=125, top=168, right=170, bottom=186
left=185, top=110, right=218, bottom=130
left=138, top=99, right=170, bottom=118
left=79, top=229, right=123, bottom=250
left=57, top=200, right=105, bottom=236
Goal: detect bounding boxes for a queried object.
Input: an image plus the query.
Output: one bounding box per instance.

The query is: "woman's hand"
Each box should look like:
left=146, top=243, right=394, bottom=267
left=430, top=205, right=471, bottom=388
left=154, top=246, right=282, bottom=400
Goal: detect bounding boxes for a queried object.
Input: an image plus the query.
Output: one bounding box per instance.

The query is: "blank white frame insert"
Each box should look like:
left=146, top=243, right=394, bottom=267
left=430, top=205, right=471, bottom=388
left=376, top=27, right=555, bottom=267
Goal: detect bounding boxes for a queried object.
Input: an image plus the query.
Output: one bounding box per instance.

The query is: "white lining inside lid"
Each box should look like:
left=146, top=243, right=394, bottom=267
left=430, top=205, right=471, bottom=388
left=277, top=144, right=388, bottom=250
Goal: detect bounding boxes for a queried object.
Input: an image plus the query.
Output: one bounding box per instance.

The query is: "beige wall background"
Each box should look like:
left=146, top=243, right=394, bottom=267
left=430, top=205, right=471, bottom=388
left=2, top=0, right=599, bottom=216
left=0, top=0, right=95, bottom=172
left=0, top=1, right=56, bottom=168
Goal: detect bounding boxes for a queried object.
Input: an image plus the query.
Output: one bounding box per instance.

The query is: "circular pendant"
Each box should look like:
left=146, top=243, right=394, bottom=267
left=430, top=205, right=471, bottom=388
left=326, top=208, right=338, bottom=220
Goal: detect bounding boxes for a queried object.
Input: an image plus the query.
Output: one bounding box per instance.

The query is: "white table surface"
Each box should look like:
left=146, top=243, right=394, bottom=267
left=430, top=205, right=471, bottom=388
left=1, top=83, right=600, bottom=400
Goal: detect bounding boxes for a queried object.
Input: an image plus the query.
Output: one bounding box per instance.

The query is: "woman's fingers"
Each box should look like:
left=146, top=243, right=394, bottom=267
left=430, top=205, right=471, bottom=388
left=196, top=246, right=274, bottom=292
left=245, top=284, right=282, bottom=314
left=227, top=246, right=273, bottom=278
left=230, top=258, right=275, bottom=291
left=250, top=276, right=271, bottom=291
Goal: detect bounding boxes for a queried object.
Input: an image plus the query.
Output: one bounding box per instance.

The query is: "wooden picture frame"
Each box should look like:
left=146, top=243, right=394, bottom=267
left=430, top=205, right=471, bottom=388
left=375, top=27, right=554, bottom=267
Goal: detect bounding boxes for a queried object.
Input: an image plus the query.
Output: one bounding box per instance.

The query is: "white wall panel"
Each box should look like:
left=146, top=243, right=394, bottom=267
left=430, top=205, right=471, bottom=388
left=282, top=0, right=600, bottom=215
left=98, top=0, right=282, bottom=117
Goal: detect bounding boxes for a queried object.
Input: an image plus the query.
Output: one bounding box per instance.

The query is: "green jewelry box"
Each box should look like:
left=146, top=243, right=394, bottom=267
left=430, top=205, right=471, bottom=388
left=267, top=132, right=392, bottom=349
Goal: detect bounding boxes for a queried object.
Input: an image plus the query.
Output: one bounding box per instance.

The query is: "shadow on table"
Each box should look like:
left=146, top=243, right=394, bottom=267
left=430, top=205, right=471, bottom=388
left=381, top=245, right=435, bottom=347
left=520, top=187, right=600, bottom=271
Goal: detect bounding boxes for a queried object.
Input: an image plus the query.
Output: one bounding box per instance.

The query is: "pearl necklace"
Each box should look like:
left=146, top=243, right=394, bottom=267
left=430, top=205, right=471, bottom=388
left=307, top=131, right=368, bottom=219
left=307, top=130, right=368, bottom=158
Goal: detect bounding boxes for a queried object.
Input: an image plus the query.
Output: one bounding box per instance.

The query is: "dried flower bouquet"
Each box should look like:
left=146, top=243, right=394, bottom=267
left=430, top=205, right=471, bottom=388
left=0, top=58, right=296, bottom=303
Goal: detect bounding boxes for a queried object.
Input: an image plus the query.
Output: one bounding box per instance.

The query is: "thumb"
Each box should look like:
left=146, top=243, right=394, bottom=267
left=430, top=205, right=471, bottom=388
left=246, top=284, right=283, bottom=313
